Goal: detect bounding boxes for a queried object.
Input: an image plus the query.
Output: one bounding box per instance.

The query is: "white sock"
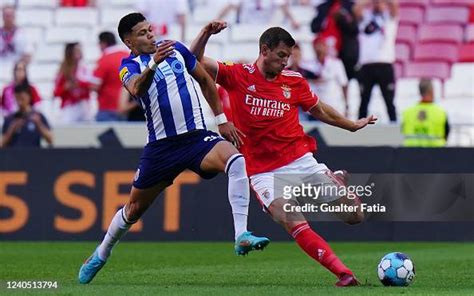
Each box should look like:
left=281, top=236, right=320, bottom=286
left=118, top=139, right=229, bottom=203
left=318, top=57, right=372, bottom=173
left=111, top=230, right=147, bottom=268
left=97, top=206, right=134, bottom=260
left=226, top=154, right=249, bottom=241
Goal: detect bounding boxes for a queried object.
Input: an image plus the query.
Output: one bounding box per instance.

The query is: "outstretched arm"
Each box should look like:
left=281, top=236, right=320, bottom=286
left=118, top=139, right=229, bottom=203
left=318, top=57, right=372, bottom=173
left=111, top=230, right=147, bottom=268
left=309, top=101, right=377, bottom=132
left=190, top=21, right=227, bottom=80
left=191, top=61, right=244, bottom=147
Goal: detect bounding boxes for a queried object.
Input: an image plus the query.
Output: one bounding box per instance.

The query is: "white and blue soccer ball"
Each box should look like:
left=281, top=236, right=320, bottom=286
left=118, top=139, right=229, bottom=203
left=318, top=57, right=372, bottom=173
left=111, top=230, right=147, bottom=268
left=377, top=252, right=415, bottom=286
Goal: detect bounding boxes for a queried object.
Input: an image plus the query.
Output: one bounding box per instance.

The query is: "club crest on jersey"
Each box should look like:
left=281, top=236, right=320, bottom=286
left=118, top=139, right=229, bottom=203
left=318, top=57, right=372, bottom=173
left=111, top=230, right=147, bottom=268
left=243, top=63, right=255, bottom=74
left=281, top=84, right=291, bottom=99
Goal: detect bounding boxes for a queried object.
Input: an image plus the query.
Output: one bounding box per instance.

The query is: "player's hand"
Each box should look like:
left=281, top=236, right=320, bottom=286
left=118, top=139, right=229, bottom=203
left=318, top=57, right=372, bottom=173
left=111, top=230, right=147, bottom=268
left=204, top=21, right=227, bottom=35
left=350, top=115, right=377, bottom=132
left=153, top=40, right=176, bottom=64
left=218, top=122, right=246, bottom=148
left=8, top=118, right=25, bottom=133
left=30, top=113, right=42, bottom=126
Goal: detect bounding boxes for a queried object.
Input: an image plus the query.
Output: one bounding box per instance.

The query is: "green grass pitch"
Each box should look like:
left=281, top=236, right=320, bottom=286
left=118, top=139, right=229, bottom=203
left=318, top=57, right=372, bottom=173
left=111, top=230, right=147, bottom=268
left=0, top=242, right=473, bottom=295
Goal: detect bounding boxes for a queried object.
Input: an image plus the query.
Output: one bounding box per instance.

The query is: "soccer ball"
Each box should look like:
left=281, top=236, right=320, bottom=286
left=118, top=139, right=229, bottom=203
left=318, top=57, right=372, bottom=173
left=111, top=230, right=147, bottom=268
left=377, top=252, right=415, bottom=286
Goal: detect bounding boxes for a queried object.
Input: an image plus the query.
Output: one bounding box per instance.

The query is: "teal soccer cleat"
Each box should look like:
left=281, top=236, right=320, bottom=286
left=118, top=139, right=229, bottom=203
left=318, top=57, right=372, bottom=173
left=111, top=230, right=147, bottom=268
left=235, top=231, right=270, bottom=255
left=78, top=249, right=106, bottom=284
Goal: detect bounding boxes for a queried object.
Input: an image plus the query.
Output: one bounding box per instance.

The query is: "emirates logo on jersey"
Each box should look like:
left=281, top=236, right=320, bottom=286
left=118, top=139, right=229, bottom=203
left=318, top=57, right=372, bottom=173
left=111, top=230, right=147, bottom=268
left=281, top=84, right=292, bottom=99
left=245, top=94, right=290, bottom=118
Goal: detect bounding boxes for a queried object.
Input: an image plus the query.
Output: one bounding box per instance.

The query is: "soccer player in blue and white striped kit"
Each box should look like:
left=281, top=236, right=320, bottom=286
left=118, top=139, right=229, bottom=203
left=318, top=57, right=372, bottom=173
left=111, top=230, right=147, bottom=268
left=78, top=13, right=269, bottom=284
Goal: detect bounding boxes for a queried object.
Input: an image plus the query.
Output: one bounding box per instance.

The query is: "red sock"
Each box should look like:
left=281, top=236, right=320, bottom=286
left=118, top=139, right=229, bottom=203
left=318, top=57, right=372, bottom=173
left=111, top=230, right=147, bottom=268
left=291, top=222, right=352, bottom=278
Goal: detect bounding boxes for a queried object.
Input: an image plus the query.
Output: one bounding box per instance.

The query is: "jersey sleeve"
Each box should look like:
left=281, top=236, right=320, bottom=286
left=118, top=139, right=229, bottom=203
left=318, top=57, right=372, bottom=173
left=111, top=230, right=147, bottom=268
left=298, top=79, right=319, bottom=112
left=174, top=41, right=197, bottom=73
left=216, top=62, right=238, bottom=89
left=119, top=59, right=141, bottom=86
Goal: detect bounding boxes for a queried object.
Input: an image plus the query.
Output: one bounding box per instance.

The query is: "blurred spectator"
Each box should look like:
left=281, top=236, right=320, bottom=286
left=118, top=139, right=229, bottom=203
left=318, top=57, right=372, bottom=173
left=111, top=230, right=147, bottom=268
left=217, top=0, right=300, bottom=29
left=402, top=79, right=449, bottom=147
left=1, top=84, right=52, bottom=148
left=354, top=0, right=398, bottom=122
left=90, top=32, right=129, bottom=122
left=60, top=0, right=96, bottom=6
left=1, top=61, right=41, bottom=117
left=53, top=42, right=92, bottom=124
left=287, top=43, right=319, bottom=80
left=0, top=5, right=33, bottom=67
left=135, top=0, right=188, bottom=42
left=311, top=40, right=349, bottom=116
left=118, top=89, right=145, bottom=122
left=311, top=0, right=359, bottom=80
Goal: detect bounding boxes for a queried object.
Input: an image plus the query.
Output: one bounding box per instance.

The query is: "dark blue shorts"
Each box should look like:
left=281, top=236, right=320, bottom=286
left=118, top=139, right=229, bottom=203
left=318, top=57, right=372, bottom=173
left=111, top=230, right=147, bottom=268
left=133, top=129, right=224, bottom=189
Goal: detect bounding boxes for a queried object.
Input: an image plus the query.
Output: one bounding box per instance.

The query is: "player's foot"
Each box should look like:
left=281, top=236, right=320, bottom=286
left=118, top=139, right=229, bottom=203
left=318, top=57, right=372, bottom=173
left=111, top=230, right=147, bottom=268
left=78, top=249, right=107, bottom=284
left=335, top=274, right=360, bottom=287
left=234, top=231, right=270, bottom=255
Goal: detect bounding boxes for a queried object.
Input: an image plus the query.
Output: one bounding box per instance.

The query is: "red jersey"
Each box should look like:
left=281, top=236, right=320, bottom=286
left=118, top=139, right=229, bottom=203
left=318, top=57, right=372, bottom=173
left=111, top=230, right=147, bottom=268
left=93, top=46, right=129, bottom=111
left=217, top=62, right=319, bottom=176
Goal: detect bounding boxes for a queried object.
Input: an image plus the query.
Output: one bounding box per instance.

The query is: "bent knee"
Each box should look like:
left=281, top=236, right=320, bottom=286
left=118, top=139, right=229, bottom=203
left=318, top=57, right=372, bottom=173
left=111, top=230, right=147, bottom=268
left=345, top=211, right=364, bottom=225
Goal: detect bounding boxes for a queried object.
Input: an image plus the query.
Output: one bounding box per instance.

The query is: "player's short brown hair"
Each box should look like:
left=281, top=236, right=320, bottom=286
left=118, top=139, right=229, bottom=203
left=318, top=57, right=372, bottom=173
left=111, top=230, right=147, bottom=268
left=259, top=27, right=296, bottom=51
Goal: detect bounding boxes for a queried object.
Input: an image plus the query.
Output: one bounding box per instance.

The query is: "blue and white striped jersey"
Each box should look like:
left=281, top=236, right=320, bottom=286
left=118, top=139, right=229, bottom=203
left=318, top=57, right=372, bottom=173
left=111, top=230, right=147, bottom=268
left=119, top=41, right=206, bottom=143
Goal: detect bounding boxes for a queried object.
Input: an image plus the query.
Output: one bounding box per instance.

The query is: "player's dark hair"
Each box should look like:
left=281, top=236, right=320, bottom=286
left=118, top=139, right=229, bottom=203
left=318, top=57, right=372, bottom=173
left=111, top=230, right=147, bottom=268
left=118, top=12, right=146, bottom=42
left=99, top=31, right=116, bottom=47
left=259, top=27, right=296, bottom=52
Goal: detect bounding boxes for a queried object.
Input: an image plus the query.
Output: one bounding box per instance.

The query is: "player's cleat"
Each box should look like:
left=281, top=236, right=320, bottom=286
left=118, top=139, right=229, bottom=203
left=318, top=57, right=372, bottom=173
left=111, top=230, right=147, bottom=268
left=335, top=274, right=360, bottom=287
left=234, top=231, right=270, bottom=255
left=78, top=249, right=107, bottom=284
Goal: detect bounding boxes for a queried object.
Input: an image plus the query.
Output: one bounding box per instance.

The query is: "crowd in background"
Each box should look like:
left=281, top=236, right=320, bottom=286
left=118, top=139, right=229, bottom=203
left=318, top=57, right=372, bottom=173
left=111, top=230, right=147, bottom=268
left=0, top=0, right=456, bottom=147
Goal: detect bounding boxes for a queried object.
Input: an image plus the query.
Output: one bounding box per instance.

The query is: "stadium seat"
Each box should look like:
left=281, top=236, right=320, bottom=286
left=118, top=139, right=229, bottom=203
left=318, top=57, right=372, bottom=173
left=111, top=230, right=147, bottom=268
left=396, top=25, right=417, bottom=48
left=16, top=9, right=54, bottom=27
left=22, top=27, right=44, bottom=48
left=193, top=4, right=235, bottom=24
left=184, top=25, right=230, bottom=44
left=100, top=8, right=131, bottom=26
left=466, top=24, right=474, bottom=43
left=17, top=0, right=58, bottom=9
left=28, top=63, right=59, bottom=83
left=394, top=62, right=404, bottom=79
left=431, top=0, right=474, bottom=6
left=404, top=62, right=451, bottom=80
left=34, top=44, right=64, bottom=63
left=105, top=0, right=135, bottom=8
left=83, top=45, right=101, bottom=63
left=45, top=27, right=91, bottom=44
left=55, top=8, right=99, bottom=27
left=399, top=7, right=425, bottom=26
left=231, top=24, right=269, bottom=42
left=458, top=44, right=474, bottom=62
left=396, top=43, right=411, bottom=63
left=426, top=6, right=470, bottom=25
left=418, top=24, right=464, bottom=44
left=398, top=0, right=429, bottom=8
left=413, top=43, right=459, bottom=64
left=289, top=5, right=316, bottom=26
left=223, top=42, right=259, bottom=63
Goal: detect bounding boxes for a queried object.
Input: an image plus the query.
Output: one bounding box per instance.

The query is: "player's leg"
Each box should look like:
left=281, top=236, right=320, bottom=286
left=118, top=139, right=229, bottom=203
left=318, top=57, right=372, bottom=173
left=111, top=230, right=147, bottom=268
left=199, top=140, right=269, bottom=254
left=325, top=170, right=364, bottom=225
left=97, top=181, right=170, bottom=260
left=269, top=198, right=359, bottom=286
left=251, top=173, right=359, bottom=286
left=79, top=181, right=169, bottom=284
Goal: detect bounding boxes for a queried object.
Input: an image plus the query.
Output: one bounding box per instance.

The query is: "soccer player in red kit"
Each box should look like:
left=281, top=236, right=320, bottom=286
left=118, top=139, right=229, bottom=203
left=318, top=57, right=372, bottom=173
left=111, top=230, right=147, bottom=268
left=191, top=22, right=377, bottom=287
